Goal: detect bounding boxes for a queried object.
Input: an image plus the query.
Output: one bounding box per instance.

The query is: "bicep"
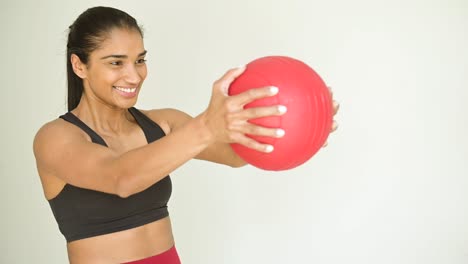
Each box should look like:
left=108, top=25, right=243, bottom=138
left=33, top=121, right=119, bottom=195
left=145, top=108, right=193, bottom=134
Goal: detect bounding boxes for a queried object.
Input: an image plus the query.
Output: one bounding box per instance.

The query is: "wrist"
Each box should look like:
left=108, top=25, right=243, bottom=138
left=193, top=112, right=216, bottom=145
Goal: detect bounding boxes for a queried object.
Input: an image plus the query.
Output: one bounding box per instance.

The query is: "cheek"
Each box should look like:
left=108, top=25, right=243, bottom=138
left=99, top=69, right=121, bottom=87
left=139, top=65, right=148, bottom=80
left=90, top=67, right=117, bottom=83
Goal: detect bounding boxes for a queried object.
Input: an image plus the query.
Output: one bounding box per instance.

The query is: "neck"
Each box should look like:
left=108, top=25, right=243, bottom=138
left=71, top=95, right=134, bottom=134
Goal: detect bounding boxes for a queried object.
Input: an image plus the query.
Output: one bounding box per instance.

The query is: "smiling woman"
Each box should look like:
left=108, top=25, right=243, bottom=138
left=32, top=5, right=338, bottom=264
left=70, top=28, right=147, bottom=107
left=100, top=49, right=148, bottom=99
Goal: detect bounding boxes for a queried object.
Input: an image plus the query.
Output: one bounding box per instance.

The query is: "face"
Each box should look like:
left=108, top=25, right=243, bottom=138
left=73, top=28, right=147, bottom=109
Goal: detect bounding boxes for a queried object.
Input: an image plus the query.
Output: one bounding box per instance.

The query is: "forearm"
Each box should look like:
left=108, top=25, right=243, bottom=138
left=196, top=141, right=247, bottom=168
left=114, top=114, right=212, bottom=197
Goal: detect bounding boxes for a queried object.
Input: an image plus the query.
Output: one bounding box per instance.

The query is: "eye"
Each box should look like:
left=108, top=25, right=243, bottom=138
left=136, top=58, right=147, bottom=64
left=110, top=61, right=123, bottom=66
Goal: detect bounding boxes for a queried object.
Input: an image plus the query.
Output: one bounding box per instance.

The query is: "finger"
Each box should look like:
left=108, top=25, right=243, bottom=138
left=215, top=66, right=247, bottom=94
left=231, top=86, right=279, bottom=106
left=238, top=123, right=285, bottom=138
left=333, top=100, right=340, bottom=115
left=322, top=141, right=328, bottom=148
left=235, top=135, right=275, bottom=153
left=331, top=120, right=338, bottom=132
left=327, top=86, right=333, bottom=97
left=239, top=105, right=287, bottom=120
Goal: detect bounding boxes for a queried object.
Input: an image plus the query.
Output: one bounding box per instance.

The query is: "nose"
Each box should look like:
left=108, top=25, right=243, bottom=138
left=124, top=64, right=142, bottom=85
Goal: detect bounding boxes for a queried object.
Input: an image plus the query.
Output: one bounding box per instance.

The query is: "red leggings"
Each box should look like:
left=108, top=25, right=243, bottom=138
left=123, top=246, right=181, bottom=264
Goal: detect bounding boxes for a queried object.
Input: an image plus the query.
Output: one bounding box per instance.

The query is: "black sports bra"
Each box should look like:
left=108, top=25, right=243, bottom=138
left=48, top=107, right=172, bottom=242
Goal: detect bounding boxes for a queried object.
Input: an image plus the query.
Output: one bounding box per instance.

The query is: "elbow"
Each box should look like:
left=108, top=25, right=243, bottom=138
left=114, top=171, right=135, bottom=198
left=117, top=190, right=132, bottom=199
left=108, top=156, right=141, bottom=198
left=115, top=180, right=132, bottom=198
left=229, top=158, right=248, bottom=168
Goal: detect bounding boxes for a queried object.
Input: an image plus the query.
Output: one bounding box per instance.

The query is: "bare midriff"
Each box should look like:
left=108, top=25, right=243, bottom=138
left=66, top=217, right=174, bottom=264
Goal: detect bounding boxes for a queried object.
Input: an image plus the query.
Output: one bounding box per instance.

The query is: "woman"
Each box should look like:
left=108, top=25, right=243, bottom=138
left=33, top=6, right=338, bottom=263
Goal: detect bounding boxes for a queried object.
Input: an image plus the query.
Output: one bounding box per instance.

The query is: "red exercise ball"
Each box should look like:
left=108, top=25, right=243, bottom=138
left=228, top=56, right=333, bottom=171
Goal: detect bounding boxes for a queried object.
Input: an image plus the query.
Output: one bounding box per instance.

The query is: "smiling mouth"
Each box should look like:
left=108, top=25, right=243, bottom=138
left=113, top=86, right=137, bottom=93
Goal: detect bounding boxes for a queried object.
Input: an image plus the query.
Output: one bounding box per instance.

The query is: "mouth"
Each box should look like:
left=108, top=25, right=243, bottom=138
left=113, top=86, right=138, bottom=98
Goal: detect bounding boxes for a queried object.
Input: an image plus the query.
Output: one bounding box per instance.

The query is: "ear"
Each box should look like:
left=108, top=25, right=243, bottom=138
left=70, top=54, right=87, bottom=79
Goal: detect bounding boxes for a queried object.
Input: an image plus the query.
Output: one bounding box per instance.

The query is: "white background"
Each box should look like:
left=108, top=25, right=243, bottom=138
left=1, top=0, right=467, bottom=263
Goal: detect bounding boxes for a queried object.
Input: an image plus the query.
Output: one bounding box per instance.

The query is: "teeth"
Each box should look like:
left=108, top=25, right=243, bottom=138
left=114, top=86, right=137, bottom=93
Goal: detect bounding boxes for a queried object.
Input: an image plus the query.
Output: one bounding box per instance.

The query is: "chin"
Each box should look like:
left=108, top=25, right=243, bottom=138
left=113, top=97, right=138, bottom=110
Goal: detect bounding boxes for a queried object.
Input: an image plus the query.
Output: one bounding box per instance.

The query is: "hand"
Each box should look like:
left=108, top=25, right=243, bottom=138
left=201, top=66, right=287, bottom=153
left=322, top=86, right=340, bottom=148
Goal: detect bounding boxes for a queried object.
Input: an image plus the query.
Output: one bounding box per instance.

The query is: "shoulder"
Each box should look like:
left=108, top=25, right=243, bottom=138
left=139, top=108, right=193, bottom=134
left=33, top=117, right=88, bottom=163
left=34, top=118, right=73, bottom=147
left=34, top=116, right=88, bottom=144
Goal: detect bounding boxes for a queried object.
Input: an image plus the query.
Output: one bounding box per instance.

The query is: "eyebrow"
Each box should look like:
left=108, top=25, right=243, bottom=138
left=100, top=50, right=147, bottom=60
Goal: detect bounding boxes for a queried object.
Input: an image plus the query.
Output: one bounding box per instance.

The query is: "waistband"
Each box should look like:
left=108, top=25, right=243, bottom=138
left=122, top=245, right=181, bottom=264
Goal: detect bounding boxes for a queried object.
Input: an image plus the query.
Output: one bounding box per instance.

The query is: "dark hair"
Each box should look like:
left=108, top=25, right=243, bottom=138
left=66, top=6, right=143, bottom=111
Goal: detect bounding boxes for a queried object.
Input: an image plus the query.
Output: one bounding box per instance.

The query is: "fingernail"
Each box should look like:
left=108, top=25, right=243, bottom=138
left=269, top=86, right=279, bottom=95
left=276, top=129, right=285, bottom=137
left=265, top=145, right=274, bottom=153
left=333, top=102, right=340, bottom=113
left=278, top=105, right=287, bottom=114
left=332, top=120, right=339, bottom=130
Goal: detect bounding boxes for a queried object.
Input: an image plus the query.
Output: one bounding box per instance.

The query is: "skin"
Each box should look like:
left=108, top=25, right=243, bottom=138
left=33, top=28, right=339, bottom=263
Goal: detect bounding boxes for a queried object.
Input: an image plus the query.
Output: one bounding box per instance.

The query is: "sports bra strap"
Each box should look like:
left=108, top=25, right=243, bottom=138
left=59, top=107, right=165, bottom=147
left=128, top=107, right=166, bottom=142
left=60, top=112, right=108, bottom=146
